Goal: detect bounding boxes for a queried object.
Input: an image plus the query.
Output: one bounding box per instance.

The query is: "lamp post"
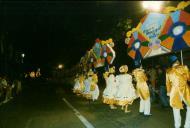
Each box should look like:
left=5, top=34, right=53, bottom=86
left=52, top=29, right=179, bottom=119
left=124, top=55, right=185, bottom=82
left=21, top=53, right=25, bottom=63
left=20, top=53, right=25, bottom=79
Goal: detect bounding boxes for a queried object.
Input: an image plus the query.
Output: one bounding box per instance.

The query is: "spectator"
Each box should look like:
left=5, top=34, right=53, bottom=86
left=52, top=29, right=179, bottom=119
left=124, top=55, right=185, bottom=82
left=12, top=79, right=22, bottom=96
left=157, top=66, right=169, bottom=107
left=147, top=66, right=157, bottom=103
left=0, top=76, right=13, bottom=103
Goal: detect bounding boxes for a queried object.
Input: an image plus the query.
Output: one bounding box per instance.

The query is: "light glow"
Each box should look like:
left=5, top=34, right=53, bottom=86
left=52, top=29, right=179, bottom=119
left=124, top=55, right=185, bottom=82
left=21, top=53, right=25, bottom=58
left=142, top=1, right=164, bottom=12
left=58, top=64, right=63, bottom=69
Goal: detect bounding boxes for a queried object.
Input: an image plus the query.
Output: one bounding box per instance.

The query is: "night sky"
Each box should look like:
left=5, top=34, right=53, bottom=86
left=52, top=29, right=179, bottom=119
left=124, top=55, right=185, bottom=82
left=0, top=1, right=180, bottom=70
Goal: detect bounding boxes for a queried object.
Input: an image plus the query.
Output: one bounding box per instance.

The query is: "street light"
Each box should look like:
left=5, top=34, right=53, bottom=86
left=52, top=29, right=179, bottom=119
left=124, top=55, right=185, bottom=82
left=21, top=53, right=25, bottom=63
left=21, top=53, right=25, bottom=58
left=58, top=64, right=63, bottom=69
left=142, top=1, right=164, bottom=12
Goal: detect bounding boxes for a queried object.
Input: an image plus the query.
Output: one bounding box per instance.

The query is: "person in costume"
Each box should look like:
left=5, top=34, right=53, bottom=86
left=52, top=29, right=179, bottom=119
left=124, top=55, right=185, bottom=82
left=115, top=65, right=137, bottom=113
left=133, top=67, right=151, bottom=116
left=83, top=70, right=99, bottom=101
left=103, top=66, right=117, bottom=109
left=83, top=73, right=92, bottom=99
left=166, top=55, right=190, bottom=128
left=73, top=74, right=80, bottom=94
left=73, top=75, right=85, bottom=96
left=90, top=73, right=99, bottom=101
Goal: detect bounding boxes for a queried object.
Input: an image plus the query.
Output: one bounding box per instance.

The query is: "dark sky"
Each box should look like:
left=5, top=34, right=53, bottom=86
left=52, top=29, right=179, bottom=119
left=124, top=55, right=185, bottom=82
left=0, top=1, right=179, bottom=70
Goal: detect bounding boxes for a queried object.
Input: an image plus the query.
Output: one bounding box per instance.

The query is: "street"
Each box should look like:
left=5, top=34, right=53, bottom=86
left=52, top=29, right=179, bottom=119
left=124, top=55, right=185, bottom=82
left=0, top=81, right=187, bottom=128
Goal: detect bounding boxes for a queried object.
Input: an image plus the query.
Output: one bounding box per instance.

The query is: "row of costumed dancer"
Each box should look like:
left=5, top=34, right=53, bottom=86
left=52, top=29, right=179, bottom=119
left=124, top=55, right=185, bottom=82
left=73, top=70, right=99, bottom=101
left=73, top=64, right=151, bottom=116
left=73, top=55, right=190, bottom=127
left=103, top=65, right=151, bottom=116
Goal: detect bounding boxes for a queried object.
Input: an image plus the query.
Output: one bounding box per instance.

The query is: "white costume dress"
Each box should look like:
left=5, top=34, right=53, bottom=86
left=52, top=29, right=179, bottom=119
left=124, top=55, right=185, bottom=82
left=83, top=77, right=92, bottom=98
left=115, top=74, right=137, bottom=106
left=103, top=74, right=117, bottom=104
left=90, top=82, right=99, bottom=101
left=73, top=78, right=80, bottom=94
left=83, top=75, right=99, bottom=101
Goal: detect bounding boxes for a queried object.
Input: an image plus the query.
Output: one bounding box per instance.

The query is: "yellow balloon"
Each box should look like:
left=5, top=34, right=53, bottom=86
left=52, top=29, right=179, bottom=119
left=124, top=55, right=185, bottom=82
left=177, top=1, right=190, bottom=10
left=101, top=40, right=106, bottom=45
left=132, top=28, right=136, bottom=33
left=163, top=6, right=176, bottom=13
left=108, top=38, right=113, bottom=43
left=126, top=31, right=132, bottom=38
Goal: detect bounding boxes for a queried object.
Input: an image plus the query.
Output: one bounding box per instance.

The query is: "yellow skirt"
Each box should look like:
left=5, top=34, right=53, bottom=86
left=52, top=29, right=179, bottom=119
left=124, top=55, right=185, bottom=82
left=102, top=97, right=116, bottom=105
left=115, top=99, right=134, bottom=106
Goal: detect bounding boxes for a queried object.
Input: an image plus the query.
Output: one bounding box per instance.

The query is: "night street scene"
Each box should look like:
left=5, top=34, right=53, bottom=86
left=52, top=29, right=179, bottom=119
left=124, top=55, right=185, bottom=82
left=1, top=1, right=190, bottom=128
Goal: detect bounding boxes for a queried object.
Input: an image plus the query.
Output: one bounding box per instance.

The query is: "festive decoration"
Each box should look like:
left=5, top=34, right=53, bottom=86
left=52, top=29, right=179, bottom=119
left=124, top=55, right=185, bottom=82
left=126, top=1, right=190, bottom=61
left=159, top=10, right=190, bottom=52
left=92, top=38, right=116, bottom=68
left=127, top=31, right=149, bottom=60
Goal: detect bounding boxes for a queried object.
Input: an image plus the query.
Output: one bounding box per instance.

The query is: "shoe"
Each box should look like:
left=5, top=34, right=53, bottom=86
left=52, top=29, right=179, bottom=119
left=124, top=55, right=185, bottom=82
left=144, top=114, right=152, bottom=117
left=110, top=106, right=117, bottom=109
left=125, top=110, right=131, bottom=113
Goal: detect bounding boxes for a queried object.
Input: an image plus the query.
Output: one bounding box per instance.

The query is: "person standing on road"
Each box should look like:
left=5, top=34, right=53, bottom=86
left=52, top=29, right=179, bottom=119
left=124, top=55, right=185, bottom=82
left=89, top=72, right=99, bottom=101
left=147, top=66, right=157, bottom=103
left=115, top=65, right=137, bottom=113
left=83, top=72, right=92, bottom=99
left=73, top=74, right=80, bottom=94
left=166, top=55, right=190, bottom=128
left=103, top=66, right=117, bottom=109
left=133, top=67, right=152, bottom=116
left=75, top=75, right=85, bottom=96
left=157, top=66, right=169, bottom=107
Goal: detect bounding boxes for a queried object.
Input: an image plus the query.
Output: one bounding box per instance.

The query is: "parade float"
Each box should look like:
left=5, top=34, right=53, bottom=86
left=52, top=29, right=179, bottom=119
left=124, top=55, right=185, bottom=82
left=126, top=1, right=190, bottom=66
left=92, top=38, right=116, bottom=70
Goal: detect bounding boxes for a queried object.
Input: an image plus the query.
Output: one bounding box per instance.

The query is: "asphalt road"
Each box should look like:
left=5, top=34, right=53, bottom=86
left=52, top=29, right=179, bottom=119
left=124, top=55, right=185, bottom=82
left=0, top=80, right=187, bottom=128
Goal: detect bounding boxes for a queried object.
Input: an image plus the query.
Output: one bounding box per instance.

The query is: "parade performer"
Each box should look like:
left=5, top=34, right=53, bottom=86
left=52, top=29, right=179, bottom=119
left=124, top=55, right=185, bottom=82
left=83, top=73, right=92, bottom=99
left=73, top=74, right=80, bottom=94
left=83, top=70, right=99, bottom=101
left=73, top=75, right=85, bottom=96
left=133, top=67, right=151, bottom=116
left=103, top=66, right=117, bottom=109
left=166, top=55, right=190, bottom=128
left=115, top=65, right=137, bottom=113
left=90, top=73, right=99, bottom=101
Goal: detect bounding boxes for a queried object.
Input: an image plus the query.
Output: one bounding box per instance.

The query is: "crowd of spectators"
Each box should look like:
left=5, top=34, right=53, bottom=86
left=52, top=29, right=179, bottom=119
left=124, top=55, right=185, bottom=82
left=0, top=75, right=22, bottom=104
left=146, top=65, right=169, bottom=108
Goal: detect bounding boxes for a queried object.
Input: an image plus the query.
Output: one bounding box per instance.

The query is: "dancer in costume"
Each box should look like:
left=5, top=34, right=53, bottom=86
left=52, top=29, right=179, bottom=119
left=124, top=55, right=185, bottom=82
left=115, top=65, right=137, bottom=113
left=90, top=73, right=99, bottom=101
left=133, top=67, right=151, bottom=116
left=73, top=74, right=80, bottom=94
left=166, top=55, right=190, bottom=128
left=83, top=72, right=92, bottom=99
left=103, top=66, right=117, bottom=109
left=73, top=75, right=85, bottom=96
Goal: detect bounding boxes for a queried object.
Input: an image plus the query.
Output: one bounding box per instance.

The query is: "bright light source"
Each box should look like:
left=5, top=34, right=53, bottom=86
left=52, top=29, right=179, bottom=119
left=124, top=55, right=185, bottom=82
left=21, top=53, right=25, bottom=58
left=142, top=1, right=164, bottom=12
left=58, top=64, right=63, bottom=69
